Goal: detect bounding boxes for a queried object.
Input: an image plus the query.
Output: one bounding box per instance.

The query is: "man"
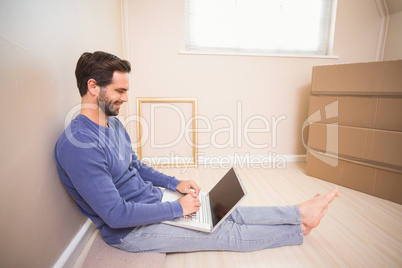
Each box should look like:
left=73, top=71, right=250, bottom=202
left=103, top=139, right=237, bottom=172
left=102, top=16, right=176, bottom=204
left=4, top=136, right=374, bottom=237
left=55, top=51, right=339, bottom=253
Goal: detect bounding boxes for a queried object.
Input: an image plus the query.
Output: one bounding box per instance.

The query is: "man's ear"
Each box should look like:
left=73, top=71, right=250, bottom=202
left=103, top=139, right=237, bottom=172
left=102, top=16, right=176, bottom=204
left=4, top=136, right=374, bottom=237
left=87, top=79, right=98, bottom=96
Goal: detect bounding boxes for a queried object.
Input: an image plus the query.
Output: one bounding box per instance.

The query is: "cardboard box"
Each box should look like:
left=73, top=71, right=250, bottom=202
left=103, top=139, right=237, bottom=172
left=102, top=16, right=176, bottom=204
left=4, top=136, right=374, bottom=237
left=307, top=123, right=402, bottom=169
left=307, top=95, right=402, bottom=132
left=306, top=150, right=402, bottom=204
left=311, top=60, right=402, bottom=96
left=306, top=60, right=402, bottom=204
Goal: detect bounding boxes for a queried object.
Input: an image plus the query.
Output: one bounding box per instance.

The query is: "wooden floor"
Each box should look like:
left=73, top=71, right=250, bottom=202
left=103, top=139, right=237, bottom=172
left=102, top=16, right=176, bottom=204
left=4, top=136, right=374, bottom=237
left=158, top=162, right=402, bottom=268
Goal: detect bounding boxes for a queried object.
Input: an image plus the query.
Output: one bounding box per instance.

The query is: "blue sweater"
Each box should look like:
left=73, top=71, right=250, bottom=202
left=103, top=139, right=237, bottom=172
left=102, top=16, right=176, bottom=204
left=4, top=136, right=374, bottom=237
left=55, top=114, right=183, bottom=244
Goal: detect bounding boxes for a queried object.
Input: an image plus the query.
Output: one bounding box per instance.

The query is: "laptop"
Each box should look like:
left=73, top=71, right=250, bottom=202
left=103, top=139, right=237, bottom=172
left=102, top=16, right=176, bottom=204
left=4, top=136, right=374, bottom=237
left=161, top=167, right=247, bottom=233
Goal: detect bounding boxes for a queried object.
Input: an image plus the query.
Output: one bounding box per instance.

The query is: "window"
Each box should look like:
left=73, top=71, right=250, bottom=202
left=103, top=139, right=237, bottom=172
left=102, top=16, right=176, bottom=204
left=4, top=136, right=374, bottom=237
left=185, top=0, right=335, bottom=56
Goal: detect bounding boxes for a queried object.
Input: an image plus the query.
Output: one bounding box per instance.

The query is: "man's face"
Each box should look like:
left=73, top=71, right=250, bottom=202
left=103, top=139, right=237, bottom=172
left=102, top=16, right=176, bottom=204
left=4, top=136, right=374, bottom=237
left=97, top=71, right=129, bottom=116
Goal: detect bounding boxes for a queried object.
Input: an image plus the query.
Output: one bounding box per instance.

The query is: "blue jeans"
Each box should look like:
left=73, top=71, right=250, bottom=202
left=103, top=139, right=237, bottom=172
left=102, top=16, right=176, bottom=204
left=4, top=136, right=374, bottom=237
left=110, top=205, right=304, bottom=253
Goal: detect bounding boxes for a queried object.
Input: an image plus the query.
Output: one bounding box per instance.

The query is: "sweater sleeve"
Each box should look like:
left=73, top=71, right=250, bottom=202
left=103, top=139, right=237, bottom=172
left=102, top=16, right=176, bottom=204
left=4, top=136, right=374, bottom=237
left=130, top=151, right=181, bottom=190
left=56, top=135, right=182, bottom=229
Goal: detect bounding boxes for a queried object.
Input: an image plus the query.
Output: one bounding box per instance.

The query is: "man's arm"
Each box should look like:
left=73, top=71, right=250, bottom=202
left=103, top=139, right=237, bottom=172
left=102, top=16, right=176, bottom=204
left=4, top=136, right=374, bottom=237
left=130, top=151, right=180, bottom=190
left=130, top=152, right=201, bottom=196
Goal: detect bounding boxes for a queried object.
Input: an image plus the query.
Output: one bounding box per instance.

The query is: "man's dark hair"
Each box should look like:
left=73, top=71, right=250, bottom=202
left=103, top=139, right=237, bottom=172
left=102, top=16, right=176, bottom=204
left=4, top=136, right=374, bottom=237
left=75, top=51, right=131, bottom=97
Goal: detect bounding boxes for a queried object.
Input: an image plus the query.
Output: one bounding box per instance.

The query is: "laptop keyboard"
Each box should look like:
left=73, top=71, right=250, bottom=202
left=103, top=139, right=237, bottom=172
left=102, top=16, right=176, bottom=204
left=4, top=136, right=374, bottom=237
left=182, top=192, right=208, bottom=224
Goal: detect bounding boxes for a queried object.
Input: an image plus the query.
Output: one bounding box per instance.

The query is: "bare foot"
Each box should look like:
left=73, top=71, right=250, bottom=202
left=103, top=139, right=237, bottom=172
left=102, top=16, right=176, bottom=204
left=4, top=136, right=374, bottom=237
left=298, top=187, right=339, bottom=236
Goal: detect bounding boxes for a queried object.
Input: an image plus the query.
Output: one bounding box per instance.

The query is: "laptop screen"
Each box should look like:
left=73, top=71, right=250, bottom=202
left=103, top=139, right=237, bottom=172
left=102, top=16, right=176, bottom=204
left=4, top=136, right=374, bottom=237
left=208, top=168, right=246, bottom=226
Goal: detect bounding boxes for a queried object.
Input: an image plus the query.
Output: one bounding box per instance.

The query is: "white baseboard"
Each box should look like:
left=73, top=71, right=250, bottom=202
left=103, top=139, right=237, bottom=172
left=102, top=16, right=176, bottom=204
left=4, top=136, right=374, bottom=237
left=281, top=154, right=306, bottom=162
left=198, top=154, right=306, bottom=169
left=53, top=219, right=95, bottom=268
left=143, top=154, right=306, bottom=168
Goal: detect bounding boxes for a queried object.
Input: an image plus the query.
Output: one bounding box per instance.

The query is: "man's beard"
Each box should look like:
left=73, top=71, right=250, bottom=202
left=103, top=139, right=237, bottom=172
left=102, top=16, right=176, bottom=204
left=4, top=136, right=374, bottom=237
left=97, top=89, right=121, bottom=116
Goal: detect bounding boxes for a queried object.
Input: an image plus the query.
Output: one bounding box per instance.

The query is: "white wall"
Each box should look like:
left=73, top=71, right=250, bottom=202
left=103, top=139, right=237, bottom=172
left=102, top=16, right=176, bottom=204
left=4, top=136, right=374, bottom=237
left=125, top=0, right=386, bottom=162
left=0, top=1, right=123, bottom=267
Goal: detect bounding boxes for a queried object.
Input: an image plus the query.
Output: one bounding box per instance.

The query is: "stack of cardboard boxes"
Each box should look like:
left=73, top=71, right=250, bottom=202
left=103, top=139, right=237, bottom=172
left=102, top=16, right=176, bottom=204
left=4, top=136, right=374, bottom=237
left=305, top=60, right=402, bottom=204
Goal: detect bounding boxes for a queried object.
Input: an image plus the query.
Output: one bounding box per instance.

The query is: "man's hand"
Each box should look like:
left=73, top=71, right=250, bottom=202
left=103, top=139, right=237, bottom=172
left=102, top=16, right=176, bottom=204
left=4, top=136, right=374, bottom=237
left=178, top=194, right=201, bottom=216
left=176, top=180, right=201, bottom=198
